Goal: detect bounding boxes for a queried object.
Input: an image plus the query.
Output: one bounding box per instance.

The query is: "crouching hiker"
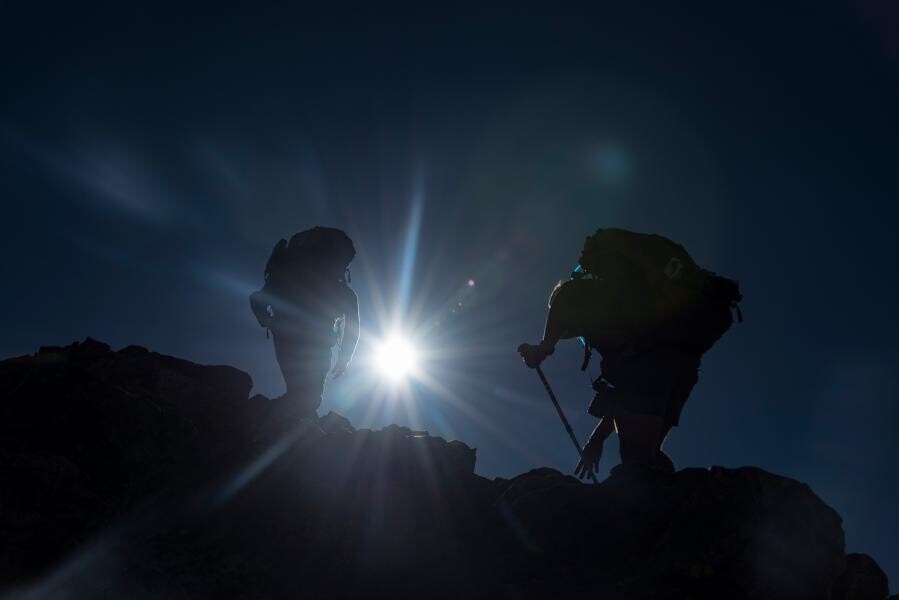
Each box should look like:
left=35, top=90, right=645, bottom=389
left=519, top=228, right=742, bottom=477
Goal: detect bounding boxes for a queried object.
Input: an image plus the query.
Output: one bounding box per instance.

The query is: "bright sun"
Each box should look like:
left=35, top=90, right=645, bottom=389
left=375, top=335, right=418, bottom=382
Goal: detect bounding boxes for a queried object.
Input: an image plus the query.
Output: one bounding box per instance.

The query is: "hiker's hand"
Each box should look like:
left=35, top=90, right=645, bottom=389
left=330, top=358, right=350, bottom=379
left=517, top=343, right=548, bottom=369
left=574, top=437, right=603, bottom=480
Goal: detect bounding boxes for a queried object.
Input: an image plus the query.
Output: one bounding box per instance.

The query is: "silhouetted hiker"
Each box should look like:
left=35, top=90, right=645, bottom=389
left=519, top=228, right=741, bottom=477
left=250, top=227, right=360, bottom=421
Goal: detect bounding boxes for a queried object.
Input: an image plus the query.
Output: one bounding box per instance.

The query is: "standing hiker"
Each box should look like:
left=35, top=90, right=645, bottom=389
left=519, top=228, right=741, bottom=476
left=250, top=227, right=360, bottom=421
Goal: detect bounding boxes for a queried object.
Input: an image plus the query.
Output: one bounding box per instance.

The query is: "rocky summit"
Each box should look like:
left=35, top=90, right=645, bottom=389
left=0, top=339, right=892, bottom=599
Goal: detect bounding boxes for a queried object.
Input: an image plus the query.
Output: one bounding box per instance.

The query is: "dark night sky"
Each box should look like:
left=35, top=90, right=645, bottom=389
left=2, top=1, right=899, bottom=584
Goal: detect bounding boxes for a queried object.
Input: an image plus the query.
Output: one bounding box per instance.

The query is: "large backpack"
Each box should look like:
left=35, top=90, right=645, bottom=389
left=265, top=227, right=355, bottom=286
left=575, top=228, right=742, bottom=358
left=250, top=227, right=356, bottom=329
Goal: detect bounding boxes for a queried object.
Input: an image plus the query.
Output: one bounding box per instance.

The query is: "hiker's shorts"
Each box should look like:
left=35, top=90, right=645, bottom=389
left=588, top=351, right=699, bottom=427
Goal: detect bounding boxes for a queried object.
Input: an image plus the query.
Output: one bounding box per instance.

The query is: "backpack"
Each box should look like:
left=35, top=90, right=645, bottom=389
left=250, top=227, right=356, bottom=330
left=574, top=228, right=742, bottom=364
left=265, top=227, right=356, bottom=285
left=576, top=228, right=697, bottom=289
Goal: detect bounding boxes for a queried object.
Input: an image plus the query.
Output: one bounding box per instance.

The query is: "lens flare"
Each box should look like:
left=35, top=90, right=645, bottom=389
left=375, top=335, right=418, bottom=382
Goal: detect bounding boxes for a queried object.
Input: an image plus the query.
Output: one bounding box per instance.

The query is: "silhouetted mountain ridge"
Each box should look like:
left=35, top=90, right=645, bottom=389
left=0, top=339, right=892, bottom=599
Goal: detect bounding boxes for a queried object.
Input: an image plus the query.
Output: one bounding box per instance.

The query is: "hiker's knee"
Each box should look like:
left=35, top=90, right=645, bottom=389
left=656, top=450, right=676, bottom=473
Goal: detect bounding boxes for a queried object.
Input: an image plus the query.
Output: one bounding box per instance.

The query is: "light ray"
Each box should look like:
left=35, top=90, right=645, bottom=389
left=414, top=370, right=547, bottom=465
left=395, top=179, right=424, bottom=321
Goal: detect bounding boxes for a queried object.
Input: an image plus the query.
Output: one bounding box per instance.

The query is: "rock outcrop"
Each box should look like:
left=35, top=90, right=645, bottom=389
left=0, top=340, right=891, bottom=599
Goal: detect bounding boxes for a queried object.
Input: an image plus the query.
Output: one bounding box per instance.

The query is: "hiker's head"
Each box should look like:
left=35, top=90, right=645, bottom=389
left=576, top=229, right=605, bottom=276
left=570, top=264, right=587, bottom=280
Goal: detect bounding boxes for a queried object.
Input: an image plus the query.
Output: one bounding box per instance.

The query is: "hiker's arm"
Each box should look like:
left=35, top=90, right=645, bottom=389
left=537, top=288, right=583, bottom=354
left=539, top=306, right=566, bottom=355
left=589, top=416, right=615, bottom=444
left=332, top=287, right=360, bottom=378
left=541, top=279, right=585, bottom=350
left=518, top=293, right=570, bottom=367
left=519, top=281, right=584, bottom=368
left=575, top=416, right=614, bottom=479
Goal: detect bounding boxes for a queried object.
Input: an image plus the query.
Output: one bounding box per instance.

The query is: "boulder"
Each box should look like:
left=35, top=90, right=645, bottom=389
left=833, top=553, right=889, bottom=600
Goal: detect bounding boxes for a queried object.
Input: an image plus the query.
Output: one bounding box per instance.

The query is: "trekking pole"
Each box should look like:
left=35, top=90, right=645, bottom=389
left=534, top=366, right=599, bottom=485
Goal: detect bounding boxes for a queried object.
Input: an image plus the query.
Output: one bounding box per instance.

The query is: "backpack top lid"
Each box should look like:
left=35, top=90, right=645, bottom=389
left=577, top=228, right=697, bottom=282
left=288, top=226, right=356, bottom=266
left=264, top=227, right=356, bottom=282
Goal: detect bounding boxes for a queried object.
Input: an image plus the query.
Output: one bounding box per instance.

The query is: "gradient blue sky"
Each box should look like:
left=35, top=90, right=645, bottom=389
left=2, top=1, right=898, bottom=585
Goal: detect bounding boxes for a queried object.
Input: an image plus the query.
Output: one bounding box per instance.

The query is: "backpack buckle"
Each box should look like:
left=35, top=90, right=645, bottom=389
left=664, top=257, right=684, bottom=280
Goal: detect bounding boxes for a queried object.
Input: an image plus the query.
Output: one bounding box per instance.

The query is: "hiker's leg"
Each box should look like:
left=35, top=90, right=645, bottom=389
left=654, top=360, right=698, bottom=472
left=614, top=408, right=664, bottom=468
left=291, top=367, right=328, bottom=417
left=289, top=347, right=332, bottom=418
left=272, top=330, right=302, bottom=399
left=656, top=424, right=675, bottom=472
left=273, top=331, right=330, bottom=418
